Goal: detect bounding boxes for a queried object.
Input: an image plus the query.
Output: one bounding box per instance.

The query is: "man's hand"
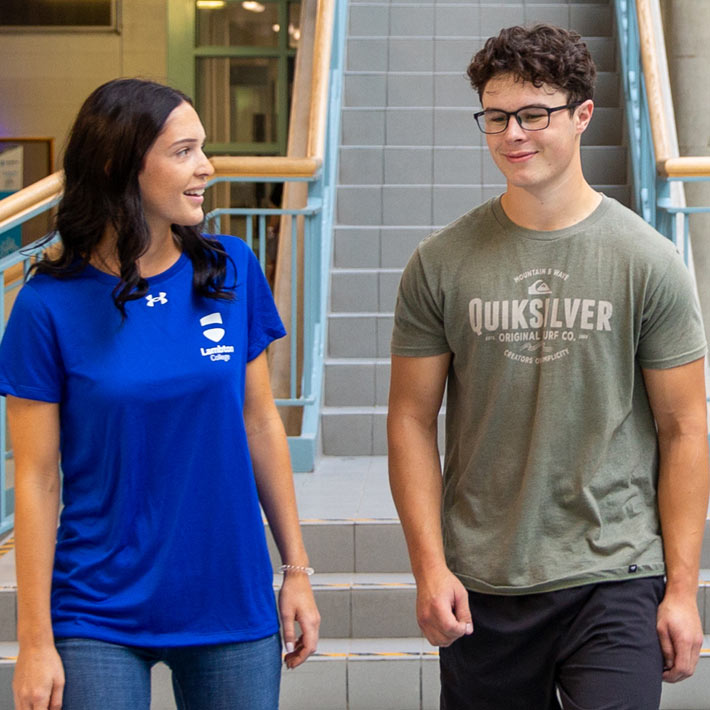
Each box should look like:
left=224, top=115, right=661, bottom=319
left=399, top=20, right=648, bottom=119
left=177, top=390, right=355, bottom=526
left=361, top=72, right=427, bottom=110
left=416, top=566, right=474, bottom=647
left=656, top=591, right=703, bottom=682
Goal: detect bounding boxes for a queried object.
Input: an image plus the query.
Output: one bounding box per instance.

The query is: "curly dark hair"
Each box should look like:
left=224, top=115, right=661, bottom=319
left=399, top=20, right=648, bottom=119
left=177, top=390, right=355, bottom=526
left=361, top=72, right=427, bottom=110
left=467, top=24, right=597, bottom=104
left=32, top=78, right=234, bottom=317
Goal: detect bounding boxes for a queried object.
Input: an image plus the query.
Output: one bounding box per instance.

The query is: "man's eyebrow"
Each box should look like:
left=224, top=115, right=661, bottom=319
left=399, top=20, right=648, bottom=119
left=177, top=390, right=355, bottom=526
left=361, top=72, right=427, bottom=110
left=481, top=103, right=552, bottom=111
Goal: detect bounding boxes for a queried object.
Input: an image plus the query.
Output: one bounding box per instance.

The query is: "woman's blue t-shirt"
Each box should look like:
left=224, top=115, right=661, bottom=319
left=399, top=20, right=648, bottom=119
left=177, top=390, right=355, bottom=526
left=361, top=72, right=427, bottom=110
left=0, top=236, right=285, bottom=646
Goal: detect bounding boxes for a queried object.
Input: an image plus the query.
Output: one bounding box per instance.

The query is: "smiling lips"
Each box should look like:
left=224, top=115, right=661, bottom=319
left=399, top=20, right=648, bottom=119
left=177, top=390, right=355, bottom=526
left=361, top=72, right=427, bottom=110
left=184, top=188, right=205, bottom=202
left=504, top=151, right=537, bottom=163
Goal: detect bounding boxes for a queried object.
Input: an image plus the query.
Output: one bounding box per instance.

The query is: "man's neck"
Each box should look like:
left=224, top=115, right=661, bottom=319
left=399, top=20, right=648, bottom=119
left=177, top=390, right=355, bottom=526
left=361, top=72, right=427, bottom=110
left=500, top=181, right=602, bottom=232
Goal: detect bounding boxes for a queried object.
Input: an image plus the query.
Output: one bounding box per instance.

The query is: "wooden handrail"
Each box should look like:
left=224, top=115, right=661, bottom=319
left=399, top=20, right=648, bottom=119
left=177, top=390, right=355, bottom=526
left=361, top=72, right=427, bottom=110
left=210, top=156, right=321, bottom=178
left=306, top=0, right=335, bottom=159
left=636, top=0, right=672, bottom=165
left=660, top=157, right=710, bottom=178
left=636, top=0, right=710, bottom=178
left=0, top=171, right=63, bottom=226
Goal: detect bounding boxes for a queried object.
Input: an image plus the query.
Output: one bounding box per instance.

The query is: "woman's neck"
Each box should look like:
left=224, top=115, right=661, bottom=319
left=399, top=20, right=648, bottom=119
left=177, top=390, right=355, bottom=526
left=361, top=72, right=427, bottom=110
left=92, top=226, right=182, bottom=278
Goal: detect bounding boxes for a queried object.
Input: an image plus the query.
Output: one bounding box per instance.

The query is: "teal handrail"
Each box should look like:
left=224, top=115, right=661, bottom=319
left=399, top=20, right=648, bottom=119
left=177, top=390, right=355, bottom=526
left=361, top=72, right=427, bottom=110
left=614, top=0, right=710, bottom=254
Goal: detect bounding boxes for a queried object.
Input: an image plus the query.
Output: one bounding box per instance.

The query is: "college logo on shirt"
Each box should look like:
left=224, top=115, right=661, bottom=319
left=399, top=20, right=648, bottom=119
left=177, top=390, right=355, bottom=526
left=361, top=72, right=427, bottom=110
left=145, top=292, right=168, bottom=307
left=199, top=313, right=235, bottom=362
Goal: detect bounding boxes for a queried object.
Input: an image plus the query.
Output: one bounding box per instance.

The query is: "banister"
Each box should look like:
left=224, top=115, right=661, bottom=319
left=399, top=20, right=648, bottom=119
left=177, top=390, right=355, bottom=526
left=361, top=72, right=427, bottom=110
left=636, top=0, right=672, bottom=166
left=306, top=0, right=335, bottom=160
left=0, top=171, right=63, bottom=227
left=660, top=157, right=710, bottom=179
left=210, top=156, right=321, bottom=178
left=635, top=0, right=710, bottom=179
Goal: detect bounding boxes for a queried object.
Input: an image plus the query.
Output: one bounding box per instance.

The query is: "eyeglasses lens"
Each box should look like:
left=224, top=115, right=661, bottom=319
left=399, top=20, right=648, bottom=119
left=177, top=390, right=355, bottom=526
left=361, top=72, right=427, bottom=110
left=478, top=108, right=552, bottom=134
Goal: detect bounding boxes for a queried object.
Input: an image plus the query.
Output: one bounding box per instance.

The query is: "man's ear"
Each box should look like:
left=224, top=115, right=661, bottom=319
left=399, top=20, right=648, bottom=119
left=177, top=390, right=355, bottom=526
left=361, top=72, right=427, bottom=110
left=575, top=99, right=594, bottom=134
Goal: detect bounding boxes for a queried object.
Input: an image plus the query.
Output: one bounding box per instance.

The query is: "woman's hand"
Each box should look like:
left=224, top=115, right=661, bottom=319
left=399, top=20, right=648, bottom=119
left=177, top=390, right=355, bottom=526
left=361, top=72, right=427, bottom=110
left=278, top=573, right=320, bottom=669
left=13, top=643, right=64, bottom=710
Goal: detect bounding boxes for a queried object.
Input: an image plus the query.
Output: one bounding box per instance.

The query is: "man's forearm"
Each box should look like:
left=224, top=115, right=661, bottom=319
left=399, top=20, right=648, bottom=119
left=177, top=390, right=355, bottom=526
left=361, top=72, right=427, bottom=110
left=388, top=412, right=449, bottom=579
left=657, top=428, right=709, bottom=597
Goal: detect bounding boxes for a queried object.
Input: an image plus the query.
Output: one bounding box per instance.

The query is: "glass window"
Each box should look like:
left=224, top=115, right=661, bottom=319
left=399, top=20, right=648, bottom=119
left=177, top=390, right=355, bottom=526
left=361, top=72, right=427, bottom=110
left=197, top=2, right=280, bottom=48
left=0, top=0, right=115, bottom=27
left=198, top=57, right=280, bottom=146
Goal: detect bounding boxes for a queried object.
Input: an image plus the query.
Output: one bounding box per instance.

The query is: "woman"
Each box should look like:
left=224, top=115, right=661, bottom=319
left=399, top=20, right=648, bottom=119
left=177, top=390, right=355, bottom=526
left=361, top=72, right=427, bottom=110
left=0, top=78, right=319, bottom=710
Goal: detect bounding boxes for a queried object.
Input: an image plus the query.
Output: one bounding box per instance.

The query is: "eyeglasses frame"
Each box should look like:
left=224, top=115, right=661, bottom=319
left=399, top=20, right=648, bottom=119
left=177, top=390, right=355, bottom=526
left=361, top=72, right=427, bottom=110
left=473, top=102, right=583, bottom=135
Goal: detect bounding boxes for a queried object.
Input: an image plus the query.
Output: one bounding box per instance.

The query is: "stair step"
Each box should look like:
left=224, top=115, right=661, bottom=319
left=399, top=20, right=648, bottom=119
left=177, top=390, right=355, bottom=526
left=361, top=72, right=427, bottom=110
left=0, top=637, right=708, bottom=710
left=275, top=572, right=419, bottom=638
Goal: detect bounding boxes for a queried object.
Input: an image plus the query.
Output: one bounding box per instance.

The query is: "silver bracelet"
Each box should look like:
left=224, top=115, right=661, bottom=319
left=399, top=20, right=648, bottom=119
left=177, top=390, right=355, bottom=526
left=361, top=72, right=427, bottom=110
left=278, top=564, right=315, bottom=576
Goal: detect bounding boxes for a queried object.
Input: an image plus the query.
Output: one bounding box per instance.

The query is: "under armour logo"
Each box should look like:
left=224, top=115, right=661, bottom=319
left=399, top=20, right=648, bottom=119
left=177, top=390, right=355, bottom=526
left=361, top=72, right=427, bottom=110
left=145, top=292, right=168, bottom=307
left=200, top=312, right=225, bottom=342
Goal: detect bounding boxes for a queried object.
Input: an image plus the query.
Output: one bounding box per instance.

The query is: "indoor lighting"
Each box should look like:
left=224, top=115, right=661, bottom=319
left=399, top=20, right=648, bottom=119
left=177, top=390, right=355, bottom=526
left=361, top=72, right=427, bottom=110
left=196, top=0, right=226, bottom=9
left=242, top=1, right=266, bottom=12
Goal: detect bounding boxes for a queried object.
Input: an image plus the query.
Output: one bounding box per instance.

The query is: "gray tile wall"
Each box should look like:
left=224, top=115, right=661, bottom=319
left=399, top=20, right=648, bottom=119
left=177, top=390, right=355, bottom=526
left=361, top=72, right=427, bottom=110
left=325, top=0, right=628, bottom=458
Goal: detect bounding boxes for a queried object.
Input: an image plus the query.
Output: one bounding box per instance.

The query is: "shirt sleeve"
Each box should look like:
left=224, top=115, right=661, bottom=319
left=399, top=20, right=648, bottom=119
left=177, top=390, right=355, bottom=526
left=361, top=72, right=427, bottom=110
left=637, top=250, right=707, bottom=369
left=391, top=246, right=451, bottom=357
left=244, top=247, right=287, bottom=362
left=0, top=281, right=64, bottom=402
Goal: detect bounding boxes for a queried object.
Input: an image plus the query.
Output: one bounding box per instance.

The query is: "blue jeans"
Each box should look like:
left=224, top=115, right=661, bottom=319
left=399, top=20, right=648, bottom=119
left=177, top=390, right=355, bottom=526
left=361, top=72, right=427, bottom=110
left=55, top=633, right=282, bottom=710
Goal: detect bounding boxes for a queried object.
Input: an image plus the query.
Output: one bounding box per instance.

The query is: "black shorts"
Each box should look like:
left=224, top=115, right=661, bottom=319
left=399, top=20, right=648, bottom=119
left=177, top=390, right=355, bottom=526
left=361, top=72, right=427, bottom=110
left=440, top=576, right=665, bottom=710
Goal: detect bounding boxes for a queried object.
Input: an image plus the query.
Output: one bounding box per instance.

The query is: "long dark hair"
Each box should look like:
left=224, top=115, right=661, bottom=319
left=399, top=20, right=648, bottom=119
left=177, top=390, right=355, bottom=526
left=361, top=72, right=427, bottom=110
left=33, top=78, right=234, bottom=316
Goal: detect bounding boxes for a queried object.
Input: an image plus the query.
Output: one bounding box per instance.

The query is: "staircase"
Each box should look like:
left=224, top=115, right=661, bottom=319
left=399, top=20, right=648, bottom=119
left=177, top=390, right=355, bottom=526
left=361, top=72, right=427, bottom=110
left=0, top=465, right=707, bottom=708
left=323, top=0, right=628, bottom=456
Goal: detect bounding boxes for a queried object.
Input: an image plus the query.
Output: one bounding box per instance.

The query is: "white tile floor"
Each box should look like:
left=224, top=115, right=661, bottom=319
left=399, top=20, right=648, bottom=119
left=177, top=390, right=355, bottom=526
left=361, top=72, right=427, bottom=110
left=293, top=455, right=398, bottom=520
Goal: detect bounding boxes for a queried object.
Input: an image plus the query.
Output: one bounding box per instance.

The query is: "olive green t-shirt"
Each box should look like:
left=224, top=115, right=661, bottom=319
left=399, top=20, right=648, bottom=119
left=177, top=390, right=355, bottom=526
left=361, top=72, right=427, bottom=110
left=391, top=195, right=707, bottom=594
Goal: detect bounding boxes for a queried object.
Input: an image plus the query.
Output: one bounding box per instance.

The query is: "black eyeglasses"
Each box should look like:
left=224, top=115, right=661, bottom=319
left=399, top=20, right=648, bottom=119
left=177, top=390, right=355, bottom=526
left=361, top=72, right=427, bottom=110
left=473, top=103, right=582, bottom=134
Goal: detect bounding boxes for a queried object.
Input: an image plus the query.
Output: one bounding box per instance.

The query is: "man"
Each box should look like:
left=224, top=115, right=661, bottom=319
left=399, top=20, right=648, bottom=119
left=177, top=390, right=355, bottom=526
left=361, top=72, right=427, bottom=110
left=388, top=24, right=709, bottom=709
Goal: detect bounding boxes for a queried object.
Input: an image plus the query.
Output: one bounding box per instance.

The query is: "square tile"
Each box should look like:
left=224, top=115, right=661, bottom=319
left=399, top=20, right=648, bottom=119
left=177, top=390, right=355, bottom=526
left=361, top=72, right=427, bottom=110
left=380, top=227, right=432, bottom=267
left=389, top=38, right=435, bottom=72
left=355, top=523, right=411, bottom=572
left=302, top=523, right=356, bottom=573
left=314, top=586, right=352, bottom=637
left=384, top=147, right=434, bottom=185
left=347, top=38, right=389, bottom=71
left=280, top=657, right=347, bottom=710
left=432, top=185, right=482, bottom=226
left=433, top=108, right=481, bottom=146
left=348, top=658, right=420, bottom=710
left=322, top=412, right=373, bottom=456
left=341, top=109, right=386, bottom=146
left=349, top=4, right=390, bottom=37
left=390, top=5, right=435, bottom=36
left=324, top=362, right=376, bottom=406
left=352, top=587, right=420, bottom=637
left=337, top=186, right=382, bottom=226
left=339, top=146, right=384, bottom=185
left=383, top=186, right=433, bottom=226
left=435, top=37, right=481, bottom=72
left=387, top=73, right=434, bottom=108
left=386, top=108, right=434, bottom=146
left=435, top=4, right=480, bottom=36
left=434, top=72, right=477, bottom=108
left=328, top=315, right=377, bottom=358
left=434, top=147, right=483, bottom=184
left=344, top=73, right=387, bottom=108
left=333, top=228, right=381, bottom=269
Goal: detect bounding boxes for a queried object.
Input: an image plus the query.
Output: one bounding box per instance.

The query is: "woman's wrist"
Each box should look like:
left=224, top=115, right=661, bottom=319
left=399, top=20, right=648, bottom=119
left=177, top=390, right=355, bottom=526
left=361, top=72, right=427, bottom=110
left=278, top=564, right=314, bottom=576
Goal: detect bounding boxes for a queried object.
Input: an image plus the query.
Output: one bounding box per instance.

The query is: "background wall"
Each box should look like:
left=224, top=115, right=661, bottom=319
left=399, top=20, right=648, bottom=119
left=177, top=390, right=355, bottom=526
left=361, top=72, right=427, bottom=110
left=0, top=0, right=168, bottom=168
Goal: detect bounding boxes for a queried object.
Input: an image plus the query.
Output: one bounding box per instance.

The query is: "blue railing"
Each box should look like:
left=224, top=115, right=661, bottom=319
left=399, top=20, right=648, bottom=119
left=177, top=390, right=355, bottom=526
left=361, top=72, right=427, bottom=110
left=0, top=0, right=347, bottom=532
left=614, top=0, right=710, bottom=256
